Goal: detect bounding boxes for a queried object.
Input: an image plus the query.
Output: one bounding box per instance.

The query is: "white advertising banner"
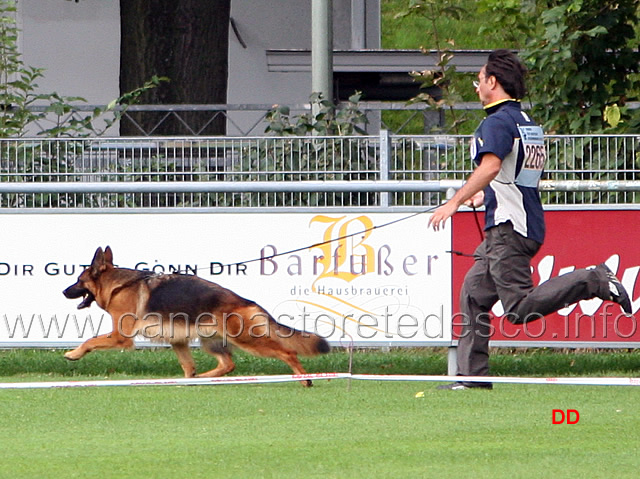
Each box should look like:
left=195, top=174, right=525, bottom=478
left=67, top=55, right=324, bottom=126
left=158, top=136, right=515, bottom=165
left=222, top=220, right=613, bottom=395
left=0, top=212, right=452, bottom=347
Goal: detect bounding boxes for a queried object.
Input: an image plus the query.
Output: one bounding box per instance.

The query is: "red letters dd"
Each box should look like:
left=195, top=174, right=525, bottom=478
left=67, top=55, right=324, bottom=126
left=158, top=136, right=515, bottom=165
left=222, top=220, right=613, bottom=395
left=552, top=409, right=580, bottom=424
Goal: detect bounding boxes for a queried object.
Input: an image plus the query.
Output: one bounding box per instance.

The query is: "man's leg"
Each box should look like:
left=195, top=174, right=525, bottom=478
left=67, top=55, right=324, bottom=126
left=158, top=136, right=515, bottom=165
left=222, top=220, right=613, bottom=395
left=448, top=241, right=498, bottom=389
left=511, top=268, right=609, bottom=320
left=488, top=223, right=623, bottom=321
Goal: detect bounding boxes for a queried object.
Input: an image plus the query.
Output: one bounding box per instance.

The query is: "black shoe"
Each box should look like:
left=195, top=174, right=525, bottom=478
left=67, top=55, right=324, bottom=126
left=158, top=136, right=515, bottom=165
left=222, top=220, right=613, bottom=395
left=436, top=381, right=493, bottom=390
left=600, top=264, right=632, bottom=315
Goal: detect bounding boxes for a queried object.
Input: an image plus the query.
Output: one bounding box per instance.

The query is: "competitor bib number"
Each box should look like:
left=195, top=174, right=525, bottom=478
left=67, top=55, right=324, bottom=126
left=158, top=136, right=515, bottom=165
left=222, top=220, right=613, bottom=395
left=516, top=125, right=545, bottom=187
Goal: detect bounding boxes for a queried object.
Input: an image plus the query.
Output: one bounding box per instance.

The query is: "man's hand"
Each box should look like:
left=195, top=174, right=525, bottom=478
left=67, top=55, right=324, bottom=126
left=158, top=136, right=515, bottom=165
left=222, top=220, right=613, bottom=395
left=428, top=201, right=460, bottom=231
left=464, top=191, right=485, bottom=208
left=428, top=154, right=500, bottom=232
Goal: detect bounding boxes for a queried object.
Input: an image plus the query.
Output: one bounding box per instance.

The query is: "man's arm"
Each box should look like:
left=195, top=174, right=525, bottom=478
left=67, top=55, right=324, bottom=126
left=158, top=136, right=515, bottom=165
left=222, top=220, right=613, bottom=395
left=428, top=153, right=502, bottom=231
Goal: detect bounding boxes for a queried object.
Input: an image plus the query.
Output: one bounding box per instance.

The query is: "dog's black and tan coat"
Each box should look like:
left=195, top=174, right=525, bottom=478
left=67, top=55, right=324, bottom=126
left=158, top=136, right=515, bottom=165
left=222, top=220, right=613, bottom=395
left=63, top=247, right=329, bottom=386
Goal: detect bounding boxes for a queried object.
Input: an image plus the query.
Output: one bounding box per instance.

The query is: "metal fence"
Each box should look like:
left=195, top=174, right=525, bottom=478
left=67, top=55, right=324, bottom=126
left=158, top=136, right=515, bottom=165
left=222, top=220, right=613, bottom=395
left=0, top=133, right=639, bottom=210
left=24, top=101, right=640, bottom=137
left=26, top=102, right=482, bottom=137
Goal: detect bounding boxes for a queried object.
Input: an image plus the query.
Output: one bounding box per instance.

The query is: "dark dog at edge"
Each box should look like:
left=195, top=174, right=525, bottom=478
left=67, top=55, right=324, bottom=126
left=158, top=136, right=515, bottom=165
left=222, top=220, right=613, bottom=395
left=63, top=246, right=330, bottom=386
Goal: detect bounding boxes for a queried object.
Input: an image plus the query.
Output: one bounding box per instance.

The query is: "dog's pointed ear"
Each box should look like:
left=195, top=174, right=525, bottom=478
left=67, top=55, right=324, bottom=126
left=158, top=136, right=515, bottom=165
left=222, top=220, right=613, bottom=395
left=104, top=246, right=114, bottom=265
left=90, top=247, right=107, bottom=277
left=91, top=247, right=104, bottom=267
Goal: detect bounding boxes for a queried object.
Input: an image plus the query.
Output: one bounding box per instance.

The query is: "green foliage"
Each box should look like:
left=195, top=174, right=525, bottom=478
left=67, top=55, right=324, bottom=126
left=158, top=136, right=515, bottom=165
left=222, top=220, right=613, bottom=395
left=527, top=0, right=640, bottom=133
left=381, top=0, right=510, bottom=50
left=0, top=0, right=47, bottom=137
left=393, top=1, right=469, bottom=133
left=393, top=0, right=466, bottom=26
left=265, top=91, right=368, bottom=136
left=387, top=0, right=640, bottom=134
left=0, top=0, right=167, bottom=138
left=476, top=0, right=539, bottom=46
left=0, top=0, right=169, bottom=208
left=231, top=92, right=376, bottom=207
left=478, top=0, right=640, bottom=134
left=39, top=75, right=168, bottom=138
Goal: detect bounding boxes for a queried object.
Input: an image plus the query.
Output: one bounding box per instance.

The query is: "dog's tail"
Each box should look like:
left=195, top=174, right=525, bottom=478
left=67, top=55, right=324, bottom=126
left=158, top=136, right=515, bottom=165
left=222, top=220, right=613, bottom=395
left=271, top=320, right=331, bottom=356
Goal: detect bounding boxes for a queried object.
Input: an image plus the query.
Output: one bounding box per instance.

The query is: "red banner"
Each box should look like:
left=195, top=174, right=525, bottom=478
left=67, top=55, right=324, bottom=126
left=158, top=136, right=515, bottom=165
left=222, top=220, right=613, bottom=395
left=452, top=209, right=640, bottom=344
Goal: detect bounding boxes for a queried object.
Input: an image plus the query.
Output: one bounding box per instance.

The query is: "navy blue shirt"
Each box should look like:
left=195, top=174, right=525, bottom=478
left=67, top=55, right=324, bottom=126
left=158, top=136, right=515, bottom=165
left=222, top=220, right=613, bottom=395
left=471, top=100, right=546, bottom=244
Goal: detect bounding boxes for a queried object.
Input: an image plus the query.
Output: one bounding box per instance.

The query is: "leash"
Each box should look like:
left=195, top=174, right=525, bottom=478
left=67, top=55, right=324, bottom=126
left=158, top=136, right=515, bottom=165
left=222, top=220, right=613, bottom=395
left=170, top=202, right=484, bottom=274
left=220, top=203, right=486, bottom=270
left=221, top=205, right=442, bottom=269
left=472, top=205, right=485, bottom=242
left=446, top=205, right=485, bottom=258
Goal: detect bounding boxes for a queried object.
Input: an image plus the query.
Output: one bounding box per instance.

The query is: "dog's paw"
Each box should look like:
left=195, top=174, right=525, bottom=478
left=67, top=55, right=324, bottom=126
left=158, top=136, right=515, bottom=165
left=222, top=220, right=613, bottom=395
left=64, top=350, right=83, bottom=361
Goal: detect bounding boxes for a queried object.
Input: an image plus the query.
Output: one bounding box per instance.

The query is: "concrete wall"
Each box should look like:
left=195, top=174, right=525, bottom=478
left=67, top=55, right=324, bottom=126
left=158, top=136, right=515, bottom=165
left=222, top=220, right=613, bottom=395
left=228, top=0, right=379, bottom=104
left=18, top=0, right=120, bottom=105
left=227, top=0, right=380, bottom=134
left=15, top=0, right=380, bottom=135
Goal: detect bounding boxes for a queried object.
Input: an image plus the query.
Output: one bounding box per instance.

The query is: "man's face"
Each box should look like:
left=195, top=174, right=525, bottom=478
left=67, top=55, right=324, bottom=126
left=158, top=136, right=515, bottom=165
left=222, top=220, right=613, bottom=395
left=475, top=66, right=491, bottom=106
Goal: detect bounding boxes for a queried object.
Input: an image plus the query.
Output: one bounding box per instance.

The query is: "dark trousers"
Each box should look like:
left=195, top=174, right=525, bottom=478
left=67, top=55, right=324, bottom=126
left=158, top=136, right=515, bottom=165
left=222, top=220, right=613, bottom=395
left=457, top=222, right=610, bottom=378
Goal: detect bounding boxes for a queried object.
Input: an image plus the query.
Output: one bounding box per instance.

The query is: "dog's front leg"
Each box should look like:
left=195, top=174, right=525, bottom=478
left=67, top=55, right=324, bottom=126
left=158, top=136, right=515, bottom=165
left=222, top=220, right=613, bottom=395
left=64, top=332, right=135, bottom=360
left=64, top=311, right=137, bottom=360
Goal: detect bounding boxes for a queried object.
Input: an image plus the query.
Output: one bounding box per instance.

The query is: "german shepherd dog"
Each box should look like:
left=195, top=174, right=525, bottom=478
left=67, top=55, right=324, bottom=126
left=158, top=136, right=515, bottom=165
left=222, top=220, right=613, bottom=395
left=63, top=247, right=330, bottom=386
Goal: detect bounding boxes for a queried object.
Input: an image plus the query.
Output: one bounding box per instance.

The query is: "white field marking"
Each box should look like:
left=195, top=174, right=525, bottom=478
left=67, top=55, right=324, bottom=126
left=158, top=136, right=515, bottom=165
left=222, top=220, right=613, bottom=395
left=0, top=373, right=638, bottom=389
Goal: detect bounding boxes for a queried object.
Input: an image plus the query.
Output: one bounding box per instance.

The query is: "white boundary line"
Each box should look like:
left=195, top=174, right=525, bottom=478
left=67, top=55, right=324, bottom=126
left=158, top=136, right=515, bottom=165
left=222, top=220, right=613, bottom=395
left=350, top=374, right=640, bottom=387
left=0, top=373, right=349, bottom=390
left=0, top=372, right=639, bottom=390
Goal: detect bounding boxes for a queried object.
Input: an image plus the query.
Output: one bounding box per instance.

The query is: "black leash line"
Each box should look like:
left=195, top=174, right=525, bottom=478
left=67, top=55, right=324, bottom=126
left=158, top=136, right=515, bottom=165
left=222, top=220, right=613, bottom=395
left=472, top=205, right=485, bottom=242
left=444, top=206, right=485, bottom=258
left=221, top=205, right=444, bottom=268
left=171, top=203, right=484, bottom=274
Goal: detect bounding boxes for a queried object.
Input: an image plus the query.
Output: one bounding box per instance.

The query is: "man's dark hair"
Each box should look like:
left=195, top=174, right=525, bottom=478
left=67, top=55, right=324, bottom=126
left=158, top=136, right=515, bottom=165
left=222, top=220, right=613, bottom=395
left=485, top=49, right=527, bottom=100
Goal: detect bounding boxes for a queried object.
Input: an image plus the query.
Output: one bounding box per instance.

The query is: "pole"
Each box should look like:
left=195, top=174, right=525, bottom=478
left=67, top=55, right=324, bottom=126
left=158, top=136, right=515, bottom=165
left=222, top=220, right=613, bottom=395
left=311, top=0, right=333, bottom=120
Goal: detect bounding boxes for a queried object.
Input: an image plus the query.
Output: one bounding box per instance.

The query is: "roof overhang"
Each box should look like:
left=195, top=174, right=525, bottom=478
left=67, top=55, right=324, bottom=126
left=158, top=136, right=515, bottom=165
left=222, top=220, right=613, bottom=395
left=266, top=49, right=491, bottom=73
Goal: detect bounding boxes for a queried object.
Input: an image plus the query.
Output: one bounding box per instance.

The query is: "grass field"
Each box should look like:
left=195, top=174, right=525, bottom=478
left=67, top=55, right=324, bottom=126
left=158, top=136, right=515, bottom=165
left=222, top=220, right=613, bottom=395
left=380, top=0, right=511, bottom=50
left=1, top=348, right=639, bottom=478
left=379, top=0, right=507, bottom=134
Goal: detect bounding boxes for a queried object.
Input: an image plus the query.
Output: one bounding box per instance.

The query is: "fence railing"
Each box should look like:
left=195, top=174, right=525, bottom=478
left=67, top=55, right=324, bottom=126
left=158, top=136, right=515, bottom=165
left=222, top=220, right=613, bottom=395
left=24, top=102, right=640, bottom=137
left=26, top=102, right=485, bottom=137
left=1, top=132, right=639, bottom=210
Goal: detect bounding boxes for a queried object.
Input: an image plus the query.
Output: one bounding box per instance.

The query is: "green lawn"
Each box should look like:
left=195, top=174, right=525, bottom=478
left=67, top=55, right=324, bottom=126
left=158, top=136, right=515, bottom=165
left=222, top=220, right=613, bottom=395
left=381, top=0, right=511, bottom=50
left=0, top=348, right=639, bottom=478
left=2, top=347, right=640, bottom=380
left=380, top=0, right=510, bottom=134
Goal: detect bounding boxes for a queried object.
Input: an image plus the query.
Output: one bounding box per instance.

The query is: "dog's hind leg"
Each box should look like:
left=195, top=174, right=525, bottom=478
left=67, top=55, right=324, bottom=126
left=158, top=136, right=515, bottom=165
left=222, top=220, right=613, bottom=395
left=234, top=338, right=313, bottom=387
left=196, top=339, right=235, bottom=378
left=171, top=342, right=196, bottom=377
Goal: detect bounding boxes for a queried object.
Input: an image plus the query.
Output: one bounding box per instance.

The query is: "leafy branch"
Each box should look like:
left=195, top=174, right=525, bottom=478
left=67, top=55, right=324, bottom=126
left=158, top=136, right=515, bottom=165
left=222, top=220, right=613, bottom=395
left=479, top=0, right=640, bottom=133
left=394, top=0, right=468, bottom=133
left=265, top=92, right=368, bottom=136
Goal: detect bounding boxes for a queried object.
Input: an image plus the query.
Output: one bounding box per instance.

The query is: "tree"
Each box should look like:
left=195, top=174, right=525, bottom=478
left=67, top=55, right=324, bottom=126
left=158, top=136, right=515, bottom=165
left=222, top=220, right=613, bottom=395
left=393, top=0, right=469, bottom=134
left=478, top=0, right=640, bottom=133
left=528, top=0, right=640, bottom=133
left=119, top=0, right=230, bottom=136
left=0, top=0, right=162, bottom=137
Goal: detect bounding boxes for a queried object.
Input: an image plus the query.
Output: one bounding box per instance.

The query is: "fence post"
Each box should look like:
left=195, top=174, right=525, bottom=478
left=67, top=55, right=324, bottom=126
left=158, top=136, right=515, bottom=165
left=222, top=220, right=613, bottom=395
left=447, top=347, right=458, bottom=376
left=445, top=185, right=458, bottom=376
left=379, top=129, right=391, bottom=207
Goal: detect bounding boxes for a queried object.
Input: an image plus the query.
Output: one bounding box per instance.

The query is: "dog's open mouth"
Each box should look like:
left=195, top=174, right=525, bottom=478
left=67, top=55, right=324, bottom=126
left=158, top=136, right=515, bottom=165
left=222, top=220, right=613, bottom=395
left=77, top=292, right=96, bottom=309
